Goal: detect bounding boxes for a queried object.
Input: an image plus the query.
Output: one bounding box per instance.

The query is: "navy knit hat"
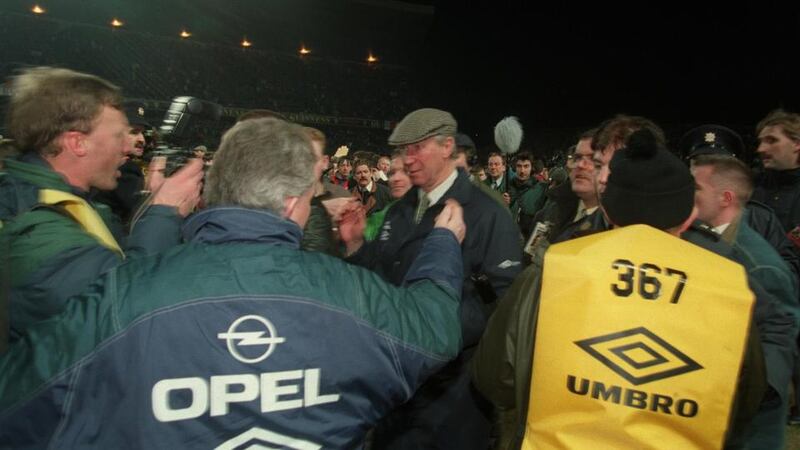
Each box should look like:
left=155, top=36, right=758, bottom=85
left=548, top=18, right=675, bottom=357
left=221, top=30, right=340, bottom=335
left=602, top=129, right=695, bottom=230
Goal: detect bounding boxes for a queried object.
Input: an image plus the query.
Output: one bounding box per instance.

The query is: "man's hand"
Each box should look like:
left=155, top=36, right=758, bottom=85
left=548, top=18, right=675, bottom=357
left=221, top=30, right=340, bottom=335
left=151, top=158, right=204, bottom=217
left=502, top=192, right=511, bottom=205
left=434, top=199, right=466, bottom=244
left=145, top=156, right=167, bottom=192
left=322, top=197, right=360, bottom=222
left=338, top=203, right=366, bottom=256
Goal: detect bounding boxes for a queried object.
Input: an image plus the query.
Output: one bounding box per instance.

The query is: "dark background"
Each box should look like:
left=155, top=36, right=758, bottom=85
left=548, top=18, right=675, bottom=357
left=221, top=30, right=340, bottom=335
left=1, top=0, right=799, bottom=157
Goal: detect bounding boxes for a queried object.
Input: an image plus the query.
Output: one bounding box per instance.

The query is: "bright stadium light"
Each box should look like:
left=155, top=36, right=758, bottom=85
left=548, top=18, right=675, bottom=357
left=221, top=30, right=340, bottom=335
left=299, top=45, right=311, bottom=55
left=241, top=38, right=252, bottom=48
left=110, top=18, right=124, bottom=28
left=31, top=5, right=45, bottom=14
left=180, top=30, right=192, bottom=38
left=367, top=53, right=378, bottom=63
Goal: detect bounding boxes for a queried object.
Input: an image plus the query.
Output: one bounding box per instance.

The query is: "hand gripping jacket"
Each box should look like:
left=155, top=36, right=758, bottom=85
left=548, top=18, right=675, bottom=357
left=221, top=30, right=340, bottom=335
left=0, top=207, right=464, bottom=449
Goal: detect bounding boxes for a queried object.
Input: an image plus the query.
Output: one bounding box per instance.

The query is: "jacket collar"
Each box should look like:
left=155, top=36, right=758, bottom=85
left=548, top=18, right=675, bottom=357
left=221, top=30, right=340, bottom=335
left=5, top=153, right=92, bottom=200
left=398, top=167, right=474, bottom=209
left=763, top=167, right=800, bottom=186
left=182, top=206, right=303, bottom=247
left=511, top=176, right=534, bottom=189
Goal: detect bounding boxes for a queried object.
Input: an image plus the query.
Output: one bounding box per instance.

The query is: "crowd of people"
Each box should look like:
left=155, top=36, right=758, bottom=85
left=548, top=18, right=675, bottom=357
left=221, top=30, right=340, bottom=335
left=0, top=65, right=799, bottom=450
left=0, top=11, right=417, bottom=153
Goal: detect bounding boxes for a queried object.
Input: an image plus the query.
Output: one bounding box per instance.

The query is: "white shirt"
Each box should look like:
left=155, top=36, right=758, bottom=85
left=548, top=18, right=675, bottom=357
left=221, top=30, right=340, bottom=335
left=491, top=175, right=504, bottom=190
left=420, top=169, right=458, bottom=208
left=712, top=223, right=730, bottom=235
left=574, top=200, right=598, bottom=221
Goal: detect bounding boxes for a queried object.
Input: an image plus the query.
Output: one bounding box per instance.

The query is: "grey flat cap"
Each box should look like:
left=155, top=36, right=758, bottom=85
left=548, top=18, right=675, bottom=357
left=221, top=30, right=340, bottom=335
left=388, top=108, right=457, bottom=146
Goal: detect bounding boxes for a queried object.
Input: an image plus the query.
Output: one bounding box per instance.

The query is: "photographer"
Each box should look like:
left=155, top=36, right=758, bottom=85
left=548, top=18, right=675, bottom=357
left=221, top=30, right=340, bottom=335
left=0, top=67, right=202, bottom=340
left=0, top=117, right=467, bottom=449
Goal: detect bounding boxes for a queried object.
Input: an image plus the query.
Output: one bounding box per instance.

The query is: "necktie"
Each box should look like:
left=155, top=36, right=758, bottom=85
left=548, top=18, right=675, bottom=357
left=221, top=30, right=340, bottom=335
left=414, top=194, right=430, bottom=224
left=574, top=206, right=588, bottom=222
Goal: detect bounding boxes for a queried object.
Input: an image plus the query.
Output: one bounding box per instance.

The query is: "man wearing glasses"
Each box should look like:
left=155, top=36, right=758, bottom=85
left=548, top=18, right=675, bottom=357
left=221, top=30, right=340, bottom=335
left=525, top=129, right=599, bottom=258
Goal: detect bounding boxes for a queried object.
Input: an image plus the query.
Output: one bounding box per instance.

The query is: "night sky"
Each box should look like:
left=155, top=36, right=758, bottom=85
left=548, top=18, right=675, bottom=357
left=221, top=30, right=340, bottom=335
left=2, top=0, right=799, bottom=155
left=417, top=2, right=800, bottom=150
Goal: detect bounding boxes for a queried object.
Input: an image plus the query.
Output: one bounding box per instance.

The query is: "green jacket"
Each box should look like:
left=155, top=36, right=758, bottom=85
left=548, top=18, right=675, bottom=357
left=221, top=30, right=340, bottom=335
left=0, top=155, right=183, bottom=339
left=364, top=200, right=397, bottom=241
left=507, top=178, right=547, bottom=237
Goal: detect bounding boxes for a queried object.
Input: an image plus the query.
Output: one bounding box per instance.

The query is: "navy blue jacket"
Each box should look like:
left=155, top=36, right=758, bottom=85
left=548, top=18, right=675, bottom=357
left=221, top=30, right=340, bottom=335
left=0, top=207, right=464, bottom=449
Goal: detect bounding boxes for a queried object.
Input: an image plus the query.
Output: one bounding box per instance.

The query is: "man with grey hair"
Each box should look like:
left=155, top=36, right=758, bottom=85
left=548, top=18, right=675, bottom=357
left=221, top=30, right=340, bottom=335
left=341, top=108, right=523, bottom=450
left=0, top=66, right=203, bottom=340
left=0, top=117, right=469, bottom=448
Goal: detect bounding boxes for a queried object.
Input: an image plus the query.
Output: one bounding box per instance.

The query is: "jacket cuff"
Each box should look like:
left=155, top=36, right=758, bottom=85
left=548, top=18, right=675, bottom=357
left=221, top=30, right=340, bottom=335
left=404, top=228, right=463, bottom=295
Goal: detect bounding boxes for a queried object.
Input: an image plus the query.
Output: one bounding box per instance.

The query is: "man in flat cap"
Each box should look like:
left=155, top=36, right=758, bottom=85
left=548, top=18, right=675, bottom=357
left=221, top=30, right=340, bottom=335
left=0, top=117, right=469, bottom=448
left=341, top=107, right=523, bottom=450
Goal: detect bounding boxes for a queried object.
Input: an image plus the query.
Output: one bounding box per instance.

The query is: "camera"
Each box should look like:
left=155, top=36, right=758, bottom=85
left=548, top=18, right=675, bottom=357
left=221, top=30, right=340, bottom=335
left=151, top=96, right=222, bottom=175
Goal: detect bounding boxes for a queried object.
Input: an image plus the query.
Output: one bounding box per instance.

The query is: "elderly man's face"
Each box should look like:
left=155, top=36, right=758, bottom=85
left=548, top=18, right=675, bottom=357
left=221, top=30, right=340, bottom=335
left=84, top=106, right=131, bottom=191
left=569, top=138, right=596, bottom=197
left=487, top=155, right=505, bottom=179
left=403, top=136, right=454, bottom=193
left=354, top=164, right=372, bottom=187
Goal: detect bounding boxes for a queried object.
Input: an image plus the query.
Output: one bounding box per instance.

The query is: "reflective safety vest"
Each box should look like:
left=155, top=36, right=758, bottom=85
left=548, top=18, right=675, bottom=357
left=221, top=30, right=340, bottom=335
left=523, top=225, right=754, bottom=450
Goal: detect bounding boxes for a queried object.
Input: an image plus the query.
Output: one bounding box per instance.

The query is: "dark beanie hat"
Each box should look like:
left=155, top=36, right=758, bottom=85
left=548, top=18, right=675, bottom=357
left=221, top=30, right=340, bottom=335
left=602, top=129, right=695, bottom=230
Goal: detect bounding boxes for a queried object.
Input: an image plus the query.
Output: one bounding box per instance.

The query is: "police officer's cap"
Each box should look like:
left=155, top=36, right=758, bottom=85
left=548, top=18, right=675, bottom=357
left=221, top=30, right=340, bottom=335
left=123, top=101, right=151, bottom=129
left=388, top=108, right=457, bottom=147
left=455, top=133, right=476, bottom=150
left=679, top=124, right=743, bottom=159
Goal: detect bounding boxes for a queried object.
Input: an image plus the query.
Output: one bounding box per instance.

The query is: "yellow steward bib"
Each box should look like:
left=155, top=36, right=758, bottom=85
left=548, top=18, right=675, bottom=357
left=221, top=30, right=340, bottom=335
left=523, top=225, right=753, bottom=450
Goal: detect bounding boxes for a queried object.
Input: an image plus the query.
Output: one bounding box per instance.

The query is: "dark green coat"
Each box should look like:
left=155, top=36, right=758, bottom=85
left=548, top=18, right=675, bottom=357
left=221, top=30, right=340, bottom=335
left=0, top=155, right=183, bottom=339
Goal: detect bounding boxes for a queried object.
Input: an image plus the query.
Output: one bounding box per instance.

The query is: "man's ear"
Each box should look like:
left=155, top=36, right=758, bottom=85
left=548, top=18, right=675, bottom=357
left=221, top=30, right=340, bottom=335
left=676, top=206, right=699, bottom=235
left=282, top=196, right=299, bottom=219
left=721, top=190, right=734, bottom=207
left=59, top=131, right=88, bottom=157
left=442, top=136, right=455, bottom=159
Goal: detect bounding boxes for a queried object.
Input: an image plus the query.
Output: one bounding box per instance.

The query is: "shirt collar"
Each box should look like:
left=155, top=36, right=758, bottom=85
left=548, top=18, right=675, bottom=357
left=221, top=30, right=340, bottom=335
left=492, top=174, right=504, bottom=187
left=423, top=168, right=458, bottom=206
left=712, top=223, right=730, bottom=234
